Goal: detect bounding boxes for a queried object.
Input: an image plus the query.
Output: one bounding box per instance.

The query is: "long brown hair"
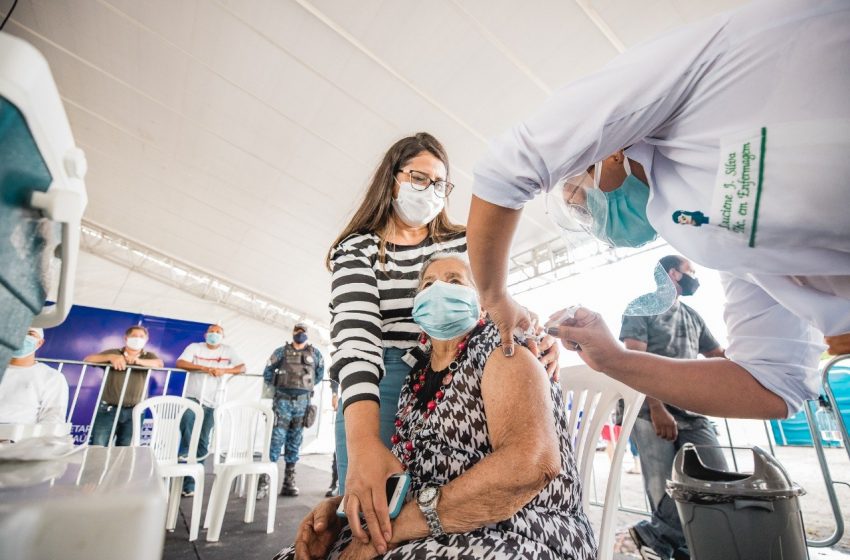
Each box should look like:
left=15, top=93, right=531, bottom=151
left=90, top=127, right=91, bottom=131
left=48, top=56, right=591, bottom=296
left=326, top=132, right=465, bottom=270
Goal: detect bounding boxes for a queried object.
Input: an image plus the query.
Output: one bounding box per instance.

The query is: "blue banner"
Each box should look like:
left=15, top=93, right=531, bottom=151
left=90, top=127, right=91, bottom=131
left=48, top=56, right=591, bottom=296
left=40, top=304, right=209, bottom=444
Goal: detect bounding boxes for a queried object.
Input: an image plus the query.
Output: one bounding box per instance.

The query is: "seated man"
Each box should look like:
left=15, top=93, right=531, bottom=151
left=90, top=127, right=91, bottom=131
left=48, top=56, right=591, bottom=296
left=0, top=327, right=69, bottom=427
left=276, top=253, right=597, bottom=560
left=85, top=325, right=163, bottom=446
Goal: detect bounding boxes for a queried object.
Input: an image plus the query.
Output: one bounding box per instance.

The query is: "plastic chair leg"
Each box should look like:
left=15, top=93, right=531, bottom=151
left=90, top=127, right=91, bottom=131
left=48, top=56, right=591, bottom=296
left=244, top=473, right=259, bottom=523
left=203, top=473, right=218, bottom=530
left=165, top=477, right=182, bottom=530
left=206, top=469, right=237, bottom=542
left=236, top=474, right=246, bottom=497
left=266, top=468, right=278, bottom=534
left=189, top=470, right=204, bottom=542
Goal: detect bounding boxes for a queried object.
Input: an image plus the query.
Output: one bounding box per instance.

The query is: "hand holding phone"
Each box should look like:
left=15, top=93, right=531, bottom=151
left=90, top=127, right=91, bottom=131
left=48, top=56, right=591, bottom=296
left=337, top=473, right=411, bottom=520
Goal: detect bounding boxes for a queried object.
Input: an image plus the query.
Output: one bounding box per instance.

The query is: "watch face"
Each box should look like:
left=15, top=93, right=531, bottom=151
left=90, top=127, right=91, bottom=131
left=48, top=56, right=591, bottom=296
left=418, top=487, right=436, bottom=505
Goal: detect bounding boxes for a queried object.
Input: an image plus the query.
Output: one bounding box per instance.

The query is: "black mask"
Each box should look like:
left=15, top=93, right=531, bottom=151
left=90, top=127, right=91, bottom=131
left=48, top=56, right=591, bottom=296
left=293, top=332, right=308, bottom=344
left=677, top=272, right=700, bottom=296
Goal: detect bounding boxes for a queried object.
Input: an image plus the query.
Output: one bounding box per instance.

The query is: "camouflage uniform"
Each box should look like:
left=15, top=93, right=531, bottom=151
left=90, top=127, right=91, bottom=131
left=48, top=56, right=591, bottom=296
left=260, top=342, right=324, bottom=497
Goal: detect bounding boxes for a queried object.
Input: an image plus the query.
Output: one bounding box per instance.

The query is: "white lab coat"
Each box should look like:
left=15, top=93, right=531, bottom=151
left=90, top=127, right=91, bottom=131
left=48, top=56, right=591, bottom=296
left=473, top=0, right=850, bottom=415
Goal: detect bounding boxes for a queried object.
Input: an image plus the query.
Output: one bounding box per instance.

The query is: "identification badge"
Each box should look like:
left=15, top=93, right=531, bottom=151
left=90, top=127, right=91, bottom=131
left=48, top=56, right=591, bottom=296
left=707, top=127, right=767, bottom=247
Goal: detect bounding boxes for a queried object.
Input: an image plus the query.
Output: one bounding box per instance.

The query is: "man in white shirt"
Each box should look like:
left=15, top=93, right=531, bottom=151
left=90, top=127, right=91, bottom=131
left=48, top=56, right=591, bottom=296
left=175, top=324, right=245, bottom=496
left=466, top=0, right=849, bottom=420
left=0, top=327, right=68, bottom=427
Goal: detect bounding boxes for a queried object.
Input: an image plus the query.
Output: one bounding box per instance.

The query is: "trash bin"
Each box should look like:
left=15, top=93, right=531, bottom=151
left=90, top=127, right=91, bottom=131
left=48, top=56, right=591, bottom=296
left=667, top=444, right=808, bottom=560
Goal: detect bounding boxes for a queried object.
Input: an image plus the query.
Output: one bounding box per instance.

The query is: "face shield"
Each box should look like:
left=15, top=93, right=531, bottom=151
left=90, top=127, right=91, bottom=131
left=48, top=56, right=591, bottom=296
left=545, top=158, right=675, bottom=317
left=546, top=158, right=658, bottom=249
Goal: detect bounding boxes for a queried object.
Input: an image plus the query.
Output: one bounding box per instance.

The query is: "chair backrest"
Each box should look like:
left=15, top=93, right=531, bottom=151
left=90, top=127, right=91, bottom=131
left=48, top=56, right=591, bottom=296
left=132, top=396, right=203, bottom=465
left=211, top=401, right=274, bottom=466
left=559, top=364, right=644, bottom=560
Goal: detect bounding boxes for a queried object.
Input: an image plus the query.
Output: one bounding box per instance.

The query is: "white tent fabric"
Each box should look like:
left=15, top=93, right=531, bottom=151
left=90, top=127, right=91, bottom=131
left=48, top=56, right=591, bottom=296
left=3, top=0, right=748, bottom=324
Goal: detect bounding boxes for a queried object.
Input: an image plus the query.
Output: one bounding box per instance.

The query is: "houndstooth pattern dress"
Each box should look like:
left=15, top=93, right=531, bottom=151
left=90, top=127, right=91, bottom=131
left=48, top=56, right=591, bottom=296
left=274, top=321, right=597, bottom=560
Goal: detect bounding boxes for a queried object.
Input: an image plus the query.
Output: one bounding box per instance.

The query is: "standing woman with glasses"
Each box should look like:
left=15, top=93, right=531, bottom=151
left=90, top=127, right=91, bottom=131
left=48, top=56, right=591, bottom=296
left=327, top=133, right=466, bottom=554
left=327, top=133, right=560, bottom=554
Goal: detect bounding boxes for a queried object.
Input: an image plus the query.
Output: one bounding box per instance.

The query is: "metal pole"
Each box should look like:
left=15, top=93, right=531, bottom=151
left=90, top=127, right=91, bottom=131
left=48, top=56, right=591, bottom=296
left=803, top=400, right=845, bottom=548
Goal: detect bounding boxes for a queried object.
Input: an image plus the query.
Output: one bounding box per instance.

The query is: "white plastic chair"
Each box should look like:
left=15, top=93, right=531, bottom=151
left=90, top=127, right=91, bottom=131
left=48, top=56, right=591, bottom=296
left=203, top=400, right=277, bottom=542
left=132, top=396, right=205, bottom=541
left=559, top=364, right=645, bottom=560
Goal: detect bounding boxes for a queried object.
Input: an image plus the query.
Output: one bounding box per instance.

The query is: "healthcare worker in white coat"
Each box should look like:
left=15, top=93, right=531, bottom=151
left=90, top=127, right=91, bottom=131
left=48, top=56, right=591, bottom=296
left=467, top=0, right=850, bottom=420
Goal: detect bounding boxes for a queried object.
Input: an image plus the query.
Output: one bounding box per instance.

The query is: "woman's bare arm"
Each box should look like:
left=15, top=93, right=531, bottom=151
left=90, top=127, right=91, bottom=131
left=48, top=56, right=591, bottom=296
left=388, top=345, right=561, bottom=544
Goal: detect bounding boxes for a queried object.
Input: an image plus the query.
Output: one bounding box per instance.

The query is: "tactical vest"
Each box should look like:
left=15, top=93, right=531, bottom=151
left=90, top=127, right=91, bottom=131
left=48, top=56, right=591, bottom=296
left=273, top=344, right=316, bottom=391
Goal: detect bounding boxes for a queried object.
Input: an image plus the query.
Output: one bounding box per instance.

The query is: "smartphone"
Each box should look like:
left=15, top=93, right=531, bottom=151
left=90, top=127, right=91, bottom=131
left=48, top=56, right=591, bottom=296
left=336, top=473, right=412, bottom=520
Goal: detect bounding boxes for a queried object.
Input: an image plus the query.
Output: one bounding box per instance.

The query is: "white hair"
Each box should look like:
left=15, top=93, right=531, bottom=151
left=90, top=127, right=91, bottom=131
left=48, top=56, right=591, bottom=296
left=417, top=251, right=473, bottom=288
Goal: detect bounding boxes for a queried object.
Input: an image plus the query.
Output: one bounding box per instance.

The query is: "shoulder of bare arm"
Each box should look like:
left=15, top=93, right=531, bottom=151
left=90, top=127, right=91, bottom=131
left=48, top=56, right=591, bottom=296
left=481, top=346, right=557, bottom=452
left=623, top=338, right=648, bottom=352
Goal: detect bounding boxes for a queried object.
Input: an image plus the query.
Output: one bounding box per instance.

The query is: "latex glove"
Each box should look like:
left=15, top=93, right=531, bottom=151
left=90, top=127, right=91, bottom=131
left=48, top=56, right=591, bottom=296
left=294, top=496, right=343, bottom=560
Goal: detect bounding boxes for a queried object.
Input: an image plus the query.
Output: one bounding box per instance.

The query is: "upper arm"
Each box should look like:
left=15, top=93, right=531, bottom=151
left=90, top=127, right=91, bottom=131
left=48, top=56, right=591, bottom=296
left=696, top=316, right=722, bottom=355
left=177, top=344, right=195, bottom=363
left=481, top=347, right=558, bottom=460
left=623, top=338, right=648, bottom=352
left=721, top=273, right=824, bottom=417
left=702, top=347, right=726, bottom=359
left=619, top=316, right=649, bottom=344
left=83, top=350, right=112, bottom=363
left=329, top=241, right=385, bottom=410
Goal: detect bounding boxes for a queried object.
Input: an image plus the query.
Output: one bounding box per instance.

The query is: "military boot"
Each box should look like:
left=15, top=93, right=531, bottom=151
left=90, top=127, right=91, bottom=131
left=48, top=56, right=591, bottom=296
left=280, top=463, right=299, bottom=496
left=256, top=473, right=270, bottom=500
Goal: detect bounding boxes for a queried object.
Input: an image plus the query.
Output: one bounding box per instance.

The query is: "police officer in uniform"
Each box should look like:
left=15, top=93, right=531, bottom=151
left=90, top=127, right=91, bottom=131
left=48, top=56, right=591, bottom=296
left=257, top=322, right=325, bottom=498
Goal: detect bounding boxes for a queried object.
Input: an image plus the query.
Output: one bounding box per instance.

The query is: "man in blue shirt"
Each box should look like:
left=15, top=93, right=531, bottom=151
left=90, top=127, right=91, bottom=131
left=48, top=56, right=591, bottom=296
left=257, top=322, right=324, bottom=498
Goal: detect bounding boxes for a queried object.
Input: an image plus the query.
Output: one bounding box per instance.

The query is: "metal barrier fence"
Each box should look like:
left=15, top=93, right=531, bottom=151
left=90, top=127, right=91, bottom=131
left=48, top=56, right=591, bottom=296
left=42, top=359, right=337, bottom=452
left=585, top=355, right=849, bottom=549
left=42, top=359, right=250, bottom=446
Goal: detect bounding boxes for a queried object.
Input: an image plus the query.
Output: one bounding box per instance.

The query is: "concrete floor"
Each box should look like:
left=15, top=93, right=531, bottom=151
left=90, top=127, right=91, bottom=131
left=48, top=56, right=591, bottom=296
left=163, top=447, right=850, bottom=560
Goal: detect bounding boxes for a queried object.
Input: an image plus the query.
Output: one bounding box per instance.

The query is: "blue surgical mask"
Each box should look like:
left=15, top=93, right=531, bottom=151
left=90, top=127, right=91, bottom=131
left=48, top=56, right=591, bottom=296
left=587, top=174, right=657, bottom=248
left=12, top=335, right=39, bottom=358
left=413, top=281, right=480, bottom=341
left=293, top=332, right=308, bottom=344
left=205, top=332, right=223, bottom=345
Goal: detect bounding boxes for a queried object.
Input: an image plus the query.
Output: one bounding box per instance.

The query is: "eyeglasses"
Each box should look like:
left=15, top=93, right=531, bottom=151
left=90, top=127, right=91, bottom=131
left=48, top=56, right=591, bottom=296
left=397, top=169, right=454, bottom=198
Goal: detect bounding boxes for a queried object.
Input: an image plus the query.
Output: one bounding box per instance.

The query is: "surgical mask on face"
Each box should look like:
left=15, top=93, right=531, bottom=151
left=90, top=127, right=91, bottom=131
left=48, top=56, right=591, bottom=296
left=293, top=332, right=308, bottom=344
left=392, top=180, right=445, bottom=227
left=412, top=281, right=480, bottom=341
left=677, top=272, right=700, bottom=296
left=586, top=161, right=657, bottom=248
left=12, top=335, right=39, bottom=359
left=126, top=337, right=146, bottom=351
left=205, top=332, right=223, bottom=345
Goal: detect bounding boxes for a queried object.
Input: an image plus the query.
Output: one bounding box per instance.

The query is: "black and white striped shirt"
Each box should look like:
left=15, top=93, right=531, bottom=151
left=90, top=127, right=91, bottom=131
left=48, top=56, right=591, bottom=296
left=329, top=231, right=467, bottom=411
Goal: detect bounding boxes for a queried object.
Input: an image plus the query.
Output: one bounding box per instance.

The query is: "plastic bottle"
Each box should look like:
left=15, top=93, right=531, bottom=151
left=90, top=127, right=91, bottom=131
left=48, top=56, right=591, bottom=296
left=815, top=396, right=841, bottom=443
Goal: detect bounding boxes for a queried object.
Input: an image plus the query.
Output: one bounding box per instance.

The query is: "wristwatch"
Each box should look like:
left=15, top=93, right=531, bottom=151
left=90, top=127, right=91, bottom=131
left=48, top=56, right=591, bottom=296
left=416, top=486, right=446, bottom=539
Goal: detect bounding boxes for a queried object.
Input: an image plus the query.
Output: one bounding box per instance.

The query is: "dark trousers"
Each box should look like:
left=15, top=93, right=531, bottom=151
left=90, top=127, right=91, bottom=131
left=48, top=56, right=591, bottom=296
left=178, top=397, right=215, bottom=492
left=89, top=402, right=134, bottom=446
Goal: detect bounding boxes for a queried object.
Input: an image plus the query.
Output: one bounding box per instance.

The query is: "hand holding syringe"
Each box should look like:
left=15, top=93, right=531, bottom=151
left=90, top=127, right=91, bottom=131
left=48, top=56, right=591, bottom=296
left=545, top=305, right=583, bottom=350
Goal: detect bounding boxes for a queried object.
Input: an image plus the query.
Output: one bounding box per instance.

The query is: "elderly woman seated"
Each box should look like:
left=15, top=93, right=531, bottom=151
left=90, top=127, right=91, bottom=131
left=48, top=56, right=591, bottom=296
left=277, top=253, right=597, bottom=560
